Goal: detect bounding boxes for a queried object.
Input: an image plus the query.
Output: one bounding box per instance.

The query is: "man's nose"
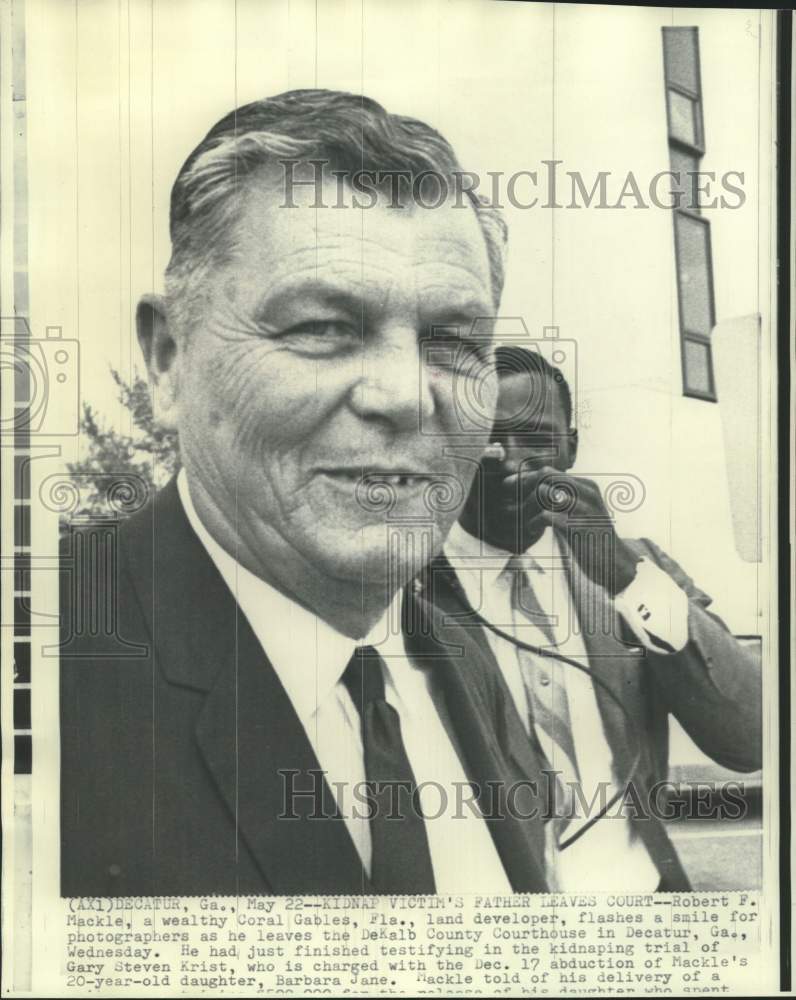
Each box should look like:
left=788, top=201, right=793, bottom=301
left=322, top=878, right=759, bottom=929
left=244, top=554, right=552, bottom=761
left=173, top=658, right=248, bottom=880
left=349, top=325, right=435, bottom=428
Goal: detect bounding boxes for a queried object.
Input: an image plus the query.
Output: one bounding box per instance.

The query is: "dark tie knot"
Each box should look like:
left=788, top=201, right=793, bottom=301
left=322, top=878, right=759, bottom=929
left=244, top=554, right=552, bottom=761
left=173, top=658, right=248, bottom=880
left=342, top=645, right=386, bottom=713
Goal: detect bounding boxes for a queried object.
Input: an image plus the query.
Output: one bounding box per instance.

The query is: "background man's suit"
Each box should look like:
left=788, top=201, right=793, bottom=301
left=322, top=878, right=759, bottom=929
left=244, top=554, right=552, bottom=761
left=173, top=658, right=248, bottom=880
left=61, top=479, right=553, bottom=897
left=425, top=532, right=763, bottom=891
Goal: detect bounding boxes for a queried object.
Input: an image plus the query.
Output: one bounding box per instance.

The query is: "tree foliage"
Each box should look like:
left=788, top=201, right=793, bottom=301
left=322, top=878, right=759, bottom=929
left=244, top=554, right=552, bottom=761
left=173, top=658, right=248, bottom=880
left=66, top=369, right=179, bottom=517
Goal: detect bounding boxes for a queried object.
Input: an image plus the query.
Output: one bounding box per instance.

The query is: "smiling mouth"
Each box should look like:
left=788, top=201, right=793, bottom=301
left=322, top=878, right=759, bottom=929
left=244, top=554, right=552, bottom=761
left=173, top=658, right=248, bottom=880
left=322, top=470, right=433, bottom=488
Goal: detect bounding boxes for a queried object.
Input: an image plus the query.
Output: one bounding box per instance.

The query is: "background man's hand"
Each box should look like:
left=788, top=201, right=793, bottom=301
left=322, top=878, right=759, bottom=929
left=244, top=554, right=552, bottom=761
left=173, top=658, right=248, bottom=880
left=512, top=466, right=642, bottom=596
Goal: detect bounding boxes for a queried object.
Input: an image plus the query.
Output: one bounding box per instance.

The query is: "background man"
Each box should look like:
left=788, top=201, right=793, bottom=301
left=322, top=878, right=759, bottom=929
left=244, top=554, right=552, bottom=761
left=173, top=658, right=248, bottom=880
left=433, top=346, right=762, bottom=891
left=60, top=90, right=549, bottom=897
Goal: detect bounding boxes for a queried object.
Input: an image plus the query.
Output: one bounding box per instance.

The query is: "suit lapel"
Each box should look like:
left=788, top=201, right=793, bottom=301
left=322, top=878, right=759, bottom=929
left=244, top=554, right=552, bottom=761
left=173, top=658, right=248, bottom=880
left=194, top=615, right=372, bottom=895
left=124, top=481, right=550, bottom=893
left=426, top=541, right=687, bottom=888
left=560, top=533, right=647, bottom=784
left=123, top=479, right=371, bottom=894
left=404, top=586, right=549, bottom=892
left=424, top=557, right=561, bottom=793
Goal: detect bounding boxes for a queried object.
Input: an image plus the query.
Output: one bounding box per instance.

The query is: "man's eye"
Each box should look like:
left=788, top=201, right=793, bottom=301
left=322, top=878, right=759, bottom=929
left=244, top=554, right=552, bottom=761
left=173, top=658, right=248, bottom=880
left=287, top=320, right=348, bottom=337
left=281, top=320, right=360, bottom=353
left=452, top=338, right=494, bottom=370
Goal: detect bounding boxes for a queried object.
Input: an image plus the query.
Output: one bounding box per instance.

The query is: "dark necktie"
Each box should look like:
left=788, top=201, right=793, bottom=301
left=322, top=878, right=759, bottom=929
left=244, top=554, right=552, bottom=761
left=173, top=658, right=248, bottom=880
left=342, top=645, right=436, bottom=894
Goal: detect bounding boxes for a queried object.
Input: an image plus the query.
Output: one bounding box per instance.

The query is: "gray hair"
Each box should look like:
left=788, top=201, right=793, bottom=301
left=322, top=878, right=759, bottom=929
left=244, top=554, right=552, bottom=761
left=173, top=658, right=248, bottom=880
left=165, top=89, right=508, bottom=331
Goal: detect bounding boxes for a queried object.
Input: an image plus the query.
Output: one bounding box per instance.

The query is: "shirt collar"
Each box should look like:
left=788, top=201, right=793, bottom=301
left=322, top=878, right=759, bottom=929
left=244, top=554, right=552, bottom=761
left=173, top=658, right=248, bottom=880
left=176, top=469, right=402, bottom=724
left=522, top=525, right=558, bottom=573
left=445, top=521, right=556, bottom=579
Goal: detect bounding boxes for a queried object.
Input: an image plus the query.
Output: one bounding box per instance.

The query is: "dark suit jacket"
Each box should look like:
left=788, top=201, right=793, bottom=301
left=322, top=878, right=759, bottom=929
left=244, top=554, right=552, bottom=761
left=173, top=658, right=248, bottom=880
left=60, top=479, right=553, bottom=897
left=424, top=533, right=763, bottom=891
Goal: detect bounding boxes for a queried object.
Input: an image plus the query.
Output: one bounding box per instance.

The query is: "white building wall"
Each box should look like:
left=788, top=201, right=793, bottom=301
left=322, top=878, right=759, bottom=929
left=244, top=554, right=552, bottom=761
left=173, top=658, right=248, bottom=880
left=496, top=5, right=771, bottom=637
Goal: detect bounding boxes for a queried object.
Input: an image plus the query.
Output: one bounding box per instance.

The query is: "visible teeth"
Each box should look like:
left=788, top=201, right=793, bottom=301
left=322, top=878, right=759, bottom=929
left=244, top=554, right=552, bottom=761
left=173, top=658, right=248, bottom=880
left=378, top=474, right=423, bottom=486
left=329, top=471, right=428, bottom=486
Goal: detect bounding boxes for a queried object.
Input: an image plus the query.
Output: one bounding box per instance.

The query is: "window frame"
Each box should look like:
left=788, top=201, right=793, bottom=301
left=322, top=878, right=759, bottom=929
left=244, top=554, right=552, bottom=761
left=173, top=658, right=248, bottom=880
left=666, top=84, right=705, bottom=156
left=673, top=207, right=717, bottom=401
left=663, top=26, right=706, bottom=156
left=662, top=26, right=717, bottom=403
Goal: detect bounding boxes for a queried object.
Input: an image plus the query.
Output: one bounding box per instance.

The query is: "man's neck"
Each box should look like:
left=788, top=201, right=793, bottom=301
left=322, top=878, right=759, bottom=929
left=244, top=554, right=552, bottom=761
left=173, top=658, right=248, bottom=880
left=178, top=470, right=399, bottom=639
left=460, top=523, right=549, bottom=556
left=458, top=499, right=548, bottom=554
left=453, top=519, right=550, bottom=557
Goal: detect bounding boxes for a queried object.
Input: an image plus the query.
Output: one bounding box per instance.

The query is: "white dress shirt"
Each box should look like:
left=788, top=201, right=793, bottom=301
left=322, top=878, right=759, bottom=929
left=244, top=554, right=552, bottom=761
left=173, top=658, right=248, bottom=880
left=444, top=522, right=689, bottom=892
left=177, top=470, right=512, bottom=894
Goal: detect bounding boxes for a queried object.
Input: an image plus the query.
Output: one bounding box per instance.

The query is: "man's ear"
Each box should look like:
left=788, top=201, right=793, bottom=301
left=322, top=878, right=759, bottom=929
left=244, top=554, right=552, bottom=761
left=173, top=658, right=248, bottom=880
left=136, top=294, right=179, bottom=430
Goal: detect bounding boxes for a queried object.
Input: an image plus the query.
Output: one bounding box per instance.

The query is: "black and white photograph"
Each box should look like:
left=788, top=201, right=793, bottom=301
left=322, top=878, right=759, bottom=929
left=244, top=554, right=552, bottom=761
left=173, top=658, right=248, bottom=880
left=1, top=2, right=789, bottom=996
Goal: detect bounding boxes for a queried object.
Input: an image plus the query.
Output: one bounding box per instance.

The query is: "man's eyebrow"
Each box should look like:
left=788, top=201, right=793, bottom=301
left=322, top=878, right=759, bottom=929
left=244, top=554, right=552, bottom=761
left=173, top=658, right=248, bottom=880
left=254, top=277, right=370, bottom=315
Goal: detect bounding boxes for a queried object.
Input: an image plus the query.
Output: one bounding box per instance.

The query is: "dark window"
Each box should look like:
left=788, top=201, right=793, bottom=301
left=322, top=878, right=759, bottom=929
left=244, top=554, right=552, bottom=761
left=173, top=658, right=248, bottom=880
left=674, top=211, right=715, bottom=337
left=663, top=26, right=717, bottom=401
left=14, top=735, right=32, bottom=775
left=14, top=642, right=31, bottom=684
left=14, top=503, right=30, bottom=547
left=14, top=689, right=31, bottom=730
left=663, top=25, right=701, bottom=93
left=14, top=455, right=30, bottom=499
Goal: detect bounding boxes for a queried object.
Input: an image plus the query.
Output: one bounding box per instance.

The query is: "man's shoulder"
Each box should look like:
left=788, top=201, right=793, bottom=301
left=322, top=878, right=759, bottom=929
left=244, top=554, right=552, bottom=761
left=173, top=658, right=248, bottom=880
left=418, top=550, right=463, bottom=597
left=406, top=568, right=504, bottom=701
left=58, top=477, right=193, bottom=666
left=59, top=474, right=180, bottom=553
left=58, top=476, right=200, bottom=613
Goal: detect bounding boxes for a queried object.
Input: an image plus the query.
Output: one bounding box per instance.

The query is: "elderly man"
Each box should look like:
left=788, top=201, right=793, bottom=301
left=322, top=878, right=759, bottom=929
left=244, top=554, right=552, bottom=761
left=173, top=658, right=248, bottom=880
left=429, top=347, right=762, bottom=891
left=60, top=90, right=546, bottom=896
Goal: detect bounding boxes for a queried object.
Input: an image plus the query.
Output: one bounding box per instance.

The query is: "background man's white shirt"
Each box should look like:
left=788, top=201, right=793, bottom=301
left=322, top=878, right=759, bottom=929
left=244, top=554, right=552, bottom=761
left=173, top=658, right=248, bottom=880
left=178, top=470, right=512, bottom=894
left=444, top=521, right=689, bottom=891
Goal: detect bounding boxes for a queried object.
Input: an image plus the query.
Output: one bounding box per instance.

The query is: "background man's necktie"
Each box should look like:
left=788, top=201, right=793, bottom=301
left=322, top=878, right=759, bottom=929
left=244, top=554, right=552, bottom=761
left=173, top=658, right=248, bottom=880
left=505, top=558, right=580, bottom=873
left=342, top=646, right=436, bottom=894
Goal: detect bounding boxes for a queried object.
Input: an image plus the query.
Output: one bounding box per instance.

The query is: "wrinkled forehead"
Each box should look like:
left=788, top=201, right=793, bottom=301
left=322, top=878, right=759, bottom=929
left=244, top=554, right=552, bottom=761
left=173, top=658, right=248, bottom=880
left=225, top=169, right=494, bottom=301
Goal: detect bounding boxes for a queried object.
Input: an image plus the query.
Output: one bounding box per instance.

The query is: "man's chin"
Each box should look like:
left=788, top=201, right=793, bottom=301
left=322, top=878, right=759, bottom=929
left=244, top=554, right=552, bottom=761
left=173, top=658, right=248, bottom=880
left=314, top=526, right=436, bottom=591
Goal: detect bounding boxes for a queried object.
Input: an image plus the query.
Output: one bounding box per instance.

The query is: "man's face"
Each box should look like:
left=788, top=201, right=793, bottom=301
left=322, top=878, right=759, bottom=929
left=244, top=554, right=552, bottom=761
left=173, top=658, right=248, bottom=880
left=459, top=367, right=576, bottom=549
left=172, top=175, right=496, bottom=589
